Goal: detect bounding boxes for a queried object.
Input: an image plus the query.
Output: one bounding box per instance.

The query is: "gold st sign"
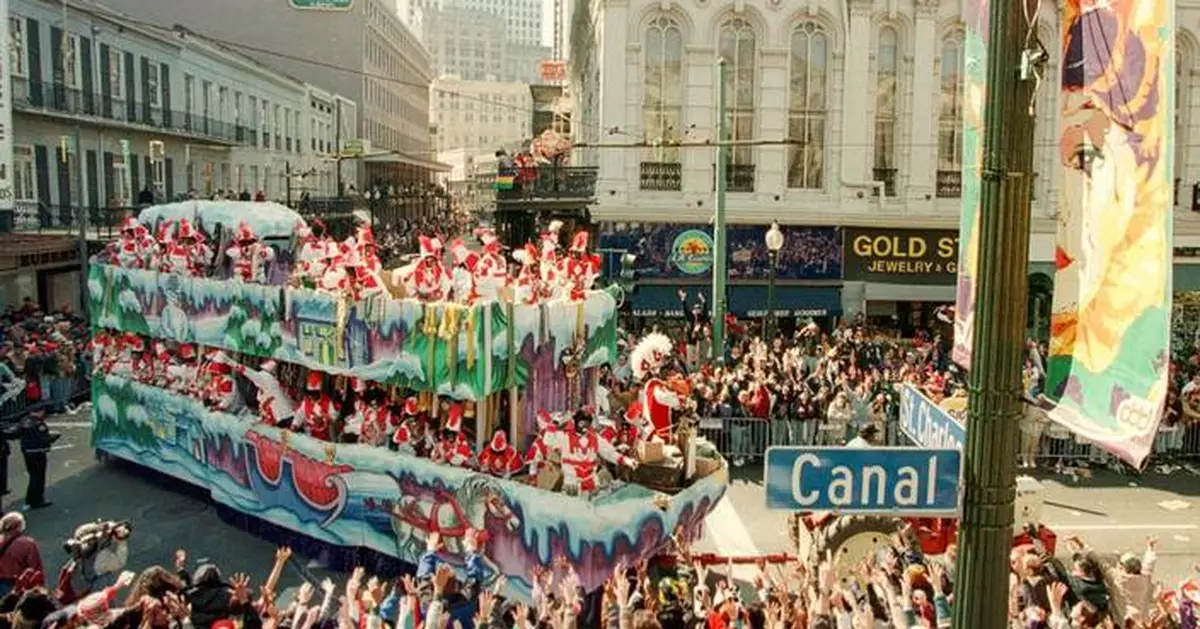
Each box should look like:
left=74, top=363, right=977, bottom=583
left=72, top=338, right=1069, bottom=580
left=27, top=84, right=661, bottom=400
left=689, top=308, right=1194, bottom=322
left=843, top=228, right=960, bottom=284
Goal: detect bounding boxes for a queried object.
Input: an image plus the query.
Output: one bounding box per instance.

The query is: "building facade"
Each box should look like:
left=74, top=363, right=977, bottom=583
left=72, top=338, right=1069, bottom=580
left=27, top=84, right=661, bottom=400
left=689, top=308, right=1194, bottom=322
left=577, top=0, right=1200, bottom=323
left=416, top=4, right=550, bottom=83
left=431, top=77, right=532, bottom=153
left=96, top=0, right=440, bottom=184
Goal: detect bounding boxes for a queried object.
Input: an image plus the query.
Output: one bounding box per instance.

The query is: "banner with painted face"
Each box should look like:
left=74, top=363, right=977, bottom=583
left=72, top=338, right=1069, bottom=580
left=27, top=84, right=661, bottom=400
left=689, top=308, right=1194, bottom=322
left=951, top=0, right=990, bottom=368
left=1044, top=0, right=1174, bottom=467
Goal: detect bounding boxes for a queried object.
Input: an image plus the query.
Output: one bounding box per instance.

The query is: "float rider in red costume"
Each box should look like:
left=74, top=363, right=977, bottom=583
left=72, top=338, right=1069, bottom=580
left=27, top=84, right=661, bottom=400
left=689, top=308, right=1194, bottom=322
left=432, top=404, right=475, bottom=468
left=549, top=408, right=637, bottom=497
left=472, top=227, right=509, bottom=302
left=477, top=430, right=523, bottom=479
left=564, top=231, right=601, bottom=301
left=295, top=371, right=339, bottom=440
left=630, top=332, right=682, bottom=442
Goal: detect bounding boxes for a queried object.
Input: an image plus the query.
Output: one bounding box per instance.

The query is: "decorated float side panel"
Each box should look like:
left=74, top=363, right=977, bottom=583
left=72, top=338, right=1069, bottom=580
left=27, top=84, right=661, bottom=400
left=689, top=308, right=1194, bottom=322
left=91, top=376, right=726, bottom=600
left=88, top=264, right=620, bottom=401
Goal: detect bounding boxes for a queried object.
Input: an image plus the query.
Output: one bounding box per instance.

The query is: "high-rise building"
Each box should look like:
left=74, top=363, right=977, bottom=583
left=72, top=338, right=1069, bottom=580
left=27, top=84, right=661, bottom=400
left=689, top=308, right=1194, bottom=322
left=401, top=0, right=548, bottom=83
left=431, top=77, right=531, bottom=154
left=96, top=0, right=444, bottom=185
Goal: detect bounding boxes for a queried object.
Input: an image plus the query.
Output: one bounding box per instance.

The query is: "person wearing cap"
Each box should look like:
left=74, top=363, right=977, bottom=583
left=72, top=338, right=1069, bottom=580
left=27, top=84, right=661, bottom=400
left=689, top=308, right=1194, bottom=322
left=1106, top=537, right=1158, bottom=624
left=846, top=424, right=881, bottom=448
left=547, top=407, right=637, bottom=497
left=563, top=231, right=601, bottom=301
left=511, top=243, right=542, bottom=305
left=390, top=397, right=424, bottom=455
left=225, top=356, right=295, bottom=428
left=524, top=409, right=557, bottom=477
left=226, top=221, right=276, bottom=284
left=471, top=227, right=509, bottom=302
left=17, top=411, right=58, bottom=510
left=431, top=405, right=475, bottom=469
left=201, top=354, right=244, bottom=415
left=477, top=430, right=523, bottom=479
left=448, top=238, right=480, bottom=304
left=295, top=371, right=338, bottom=441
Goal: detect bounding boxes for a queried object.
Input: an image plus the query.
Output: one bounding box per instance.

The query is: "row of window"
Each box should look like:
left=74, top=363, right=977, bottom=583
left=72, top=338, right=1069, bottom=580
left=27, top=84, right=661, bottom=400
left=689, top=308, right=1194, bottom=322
left=8, top=14, right=339, bottom=156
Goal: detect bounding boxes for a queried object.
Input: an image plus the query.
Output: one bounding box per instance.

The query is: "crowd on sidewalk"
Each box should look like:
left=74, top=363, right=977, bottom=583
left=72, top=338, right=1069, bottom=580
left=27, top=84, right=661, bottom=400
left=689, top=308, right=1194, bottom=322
left=0, top=509, right=1195, bottom=629
left=0, top=301, right=90, bottom=415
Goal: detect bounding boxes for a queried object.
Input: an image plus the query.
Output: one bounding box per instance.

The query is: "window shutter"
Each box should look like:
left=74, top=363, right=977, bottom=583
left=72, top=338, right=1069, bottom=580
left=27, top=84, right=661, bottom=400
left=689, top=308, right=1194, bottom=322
left=165, top=158, right=174, bottom=200
left=34, top=146, right=51, bottom=207
left=26, top=19, right=43, bottom=106
left=56, top=146, right=71, bottom=209
left=124, top=52, right=135, bottom=122
left=140, top=57, right=151, bottom=123
left=160, top=63, right=172, bottom=127
left=49, top=26, right=63, bottom=110
left=130, top=153, right=140, bottom=196
left=99, top=43, right=112, bottom=118
left=85, top=150, right=99, bottom=209
left=80, top=36, right=94, bottom=114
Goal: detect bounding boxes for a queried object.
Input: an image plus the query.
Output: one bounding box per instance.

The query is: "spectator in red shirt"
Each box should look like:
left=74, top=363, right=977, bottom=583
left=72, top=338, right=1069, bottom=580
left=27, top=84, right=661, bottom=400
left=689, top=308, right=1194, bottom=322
left=0, top=512, right=44, bottom=596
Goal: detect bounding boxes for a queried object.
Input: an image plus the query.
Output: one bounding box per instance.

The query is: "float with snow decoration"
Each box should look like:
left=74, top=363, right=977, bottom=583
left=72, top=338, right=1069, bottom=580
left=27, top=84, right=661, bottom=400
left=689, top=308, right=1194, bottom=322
left=89, top=202, right=728, bottom=603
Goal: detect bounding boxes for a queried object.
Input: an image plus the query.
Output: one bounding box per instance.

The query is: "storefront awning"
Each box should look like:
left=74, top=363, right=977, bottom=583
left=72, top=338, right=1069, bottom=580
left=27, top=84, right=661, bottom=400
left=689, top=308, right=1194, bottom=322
left=362, top=151, right=453, bottom=172
left=864, top=283, right=955, bottom=302
left=728, top=285, right=842, bottom=318
left=631, top=285, right=710, bottom=317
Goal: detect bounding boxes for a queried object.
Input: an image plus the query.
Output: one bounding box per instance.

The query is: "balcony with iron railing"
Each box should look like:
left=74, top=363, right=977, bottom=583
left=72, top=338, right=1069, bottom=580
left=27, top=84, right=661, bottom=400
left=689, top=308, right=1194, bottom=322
left=494, top=166, right=599, bottom=201
left=12, top=79, right=249, bottom=146
left=936, top=170, right=962, bottom=198
left=0, top=202, right=143, bottom=239
left=639, top=162, right=682, bottom=191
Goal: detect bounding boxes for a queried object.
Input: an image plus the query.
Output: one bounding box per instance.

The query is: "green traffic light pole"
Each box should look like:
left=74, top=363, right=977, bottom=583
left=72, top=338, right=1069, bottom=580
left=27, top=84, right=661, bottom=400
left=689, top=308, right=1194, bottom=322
left=952, top=0, right=1039, bottom=626
left=711, top=58, right=729, bottom=365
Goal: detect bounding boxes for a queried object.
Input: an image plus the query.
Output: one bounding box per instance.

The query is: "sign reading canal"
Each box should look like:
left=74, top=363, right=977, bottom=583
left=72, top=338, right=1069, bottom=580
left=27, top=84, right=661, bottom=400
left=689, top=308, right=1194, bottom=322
left=842, top=228, right=959, bottom=284
left=764, top=447, right=961, bottom=514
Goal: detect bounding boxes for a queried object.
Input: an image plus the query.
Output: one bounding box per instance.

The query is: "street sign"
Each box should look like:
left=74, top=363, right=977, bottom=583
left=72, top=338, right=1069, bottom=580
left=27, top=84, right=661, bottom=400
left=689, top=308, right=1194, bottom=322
left=764, top=446, right=961, bottom=515
left=289, top=0, right=353, bottom=9
left=340, top=138, right=366, bottom=158
left=900, top=383, right=966, bottom=450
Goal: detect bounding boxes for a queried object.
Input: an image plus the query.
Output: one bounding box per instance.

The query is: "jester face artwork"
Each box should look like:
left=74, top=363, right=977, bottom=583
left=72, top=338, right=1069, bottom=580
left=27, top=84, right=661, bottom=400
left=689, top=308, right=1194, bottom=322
left=1052, top=0, right=1171, bottom=375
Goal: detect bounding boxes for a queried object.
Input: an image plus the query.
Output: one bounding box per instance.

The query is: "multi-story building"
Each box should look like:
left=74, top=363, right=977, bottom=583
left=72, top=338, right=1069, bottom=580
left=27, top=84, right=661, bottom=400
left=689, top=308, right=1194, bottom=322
left=3, top=0, right=360, bottom=309
left=431, top=77, right=532, bottom=153
left=403, top=0, right=543, bottom=49
left=97, top=0, right=441, bottom=185
left=573, top=0, right=1200, bottom=330
left=416, top=4, right=550, bottom=83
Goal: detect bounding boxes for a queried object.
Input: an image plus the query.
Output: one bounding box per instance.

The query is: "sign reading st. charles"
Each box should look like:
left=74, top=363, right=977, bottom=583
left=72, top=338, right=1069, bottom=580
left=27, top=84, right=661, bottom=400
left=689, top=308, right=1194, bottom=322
left=842, top=228, right=959, bottom=284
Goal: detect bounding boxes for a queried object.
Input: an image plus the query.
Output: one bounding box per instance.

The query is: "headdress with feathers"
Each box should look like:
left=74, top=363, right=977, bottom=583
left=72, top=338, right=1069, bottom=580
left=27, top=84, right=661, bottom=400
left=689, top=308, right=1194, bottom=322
left=630, top=332, right=673, bottom=380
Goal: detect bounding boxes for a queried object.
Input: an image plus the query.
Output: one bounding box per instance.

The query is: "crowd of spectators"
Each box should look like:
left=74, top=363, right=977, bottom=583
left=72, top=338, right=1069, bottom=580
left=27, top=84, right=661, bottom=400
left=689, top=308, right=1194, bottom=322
left=0, top=300, right=90, bottom=416
left=0, top=507, right=1195, bottom=629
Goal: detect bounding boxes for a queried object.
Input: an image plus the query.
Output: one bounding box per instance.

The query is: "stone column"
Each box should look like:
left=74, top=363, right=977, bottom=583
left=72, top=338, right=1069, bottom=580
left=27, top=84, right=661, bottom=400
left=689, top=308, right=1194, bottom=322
left=907, top=0, right=939, bottom=199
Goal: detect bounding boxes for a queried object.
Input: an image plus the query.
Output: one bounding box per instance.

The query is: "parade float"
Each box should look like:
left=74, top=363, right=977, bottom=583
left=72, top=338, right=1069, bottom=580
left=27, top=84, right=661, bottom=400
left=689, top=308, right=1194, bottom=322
left=88, top=201, right=727, bottom=601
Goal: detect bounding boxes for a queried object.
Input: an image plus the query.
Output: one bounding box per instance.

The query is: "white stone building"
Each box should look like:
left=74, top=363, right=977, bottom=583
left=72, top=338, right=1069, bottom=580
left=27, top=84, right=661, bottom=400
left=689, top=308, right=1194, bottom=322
left=432, top=77, right=533, bottom=154
left=570, top=0, right=1200, bottom=323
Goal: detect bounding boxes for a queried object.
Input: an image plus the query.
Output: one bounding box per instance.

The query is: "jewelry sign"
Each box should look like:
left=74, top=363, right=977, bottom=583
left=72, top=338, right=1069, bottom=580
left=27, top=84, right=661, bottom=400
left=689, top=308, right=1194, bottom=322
left=842, top=227, right=959, bottom=284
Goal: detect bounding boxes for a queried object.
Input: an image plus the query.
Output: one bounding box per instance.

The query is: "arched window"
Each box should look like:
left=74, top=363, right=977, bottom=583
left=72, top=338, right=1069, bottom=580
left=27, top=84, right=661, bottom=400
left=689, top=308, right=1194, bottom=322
left=787, top=22, right=829, bottom=189
left=640, top=15, right=684, bottom=191
left=937, top=33, right=964, bottom=198
left=873, top=26, right=898, bottom=195
left=719, top=17, right=756, bottom=192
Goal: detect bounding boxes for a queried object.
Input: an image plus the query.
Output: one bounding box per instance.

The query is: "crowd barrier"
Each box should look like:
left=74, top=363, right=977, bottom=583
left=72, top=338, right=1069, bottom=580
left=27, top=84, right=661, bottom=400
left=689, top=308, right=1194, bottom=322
left=697, top=416, right=1200, bottom=466
left=0, top=373, right=91, bottom=424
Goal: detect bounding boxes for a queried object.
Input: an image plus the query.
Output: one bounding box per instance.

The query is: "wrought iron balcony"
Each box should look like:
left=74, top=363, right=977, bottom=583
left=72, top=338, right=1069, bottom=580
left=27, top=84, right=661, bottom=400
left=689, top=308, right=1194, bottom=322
left=0, top=202, right=139, bottom=239
left=936, top=170, right=962, bottom=198
left=495, top=166, right=599, bottom=201
left=13, top=79, right=251, bottom=146
left=640, top=162, right=682, bottom=191
left=872, top=167, right=898, bottom=197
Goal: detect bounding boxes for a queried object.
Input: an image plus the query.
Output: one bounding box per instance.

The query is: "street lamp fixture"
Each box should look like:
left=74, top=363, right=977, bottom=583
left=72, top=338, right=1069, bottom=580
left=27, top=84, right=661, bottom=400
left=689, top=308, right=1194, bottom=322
left=764, top=222, right=785, bottom=340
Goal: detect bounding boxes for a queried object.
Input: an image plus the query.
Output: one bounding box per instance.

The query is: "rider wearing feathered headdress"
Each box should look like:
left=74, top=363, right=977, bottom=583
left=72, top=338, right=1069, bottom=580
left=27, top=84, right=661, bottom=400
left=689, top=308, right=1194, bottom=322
left=631, top=332, right=682, bottom=442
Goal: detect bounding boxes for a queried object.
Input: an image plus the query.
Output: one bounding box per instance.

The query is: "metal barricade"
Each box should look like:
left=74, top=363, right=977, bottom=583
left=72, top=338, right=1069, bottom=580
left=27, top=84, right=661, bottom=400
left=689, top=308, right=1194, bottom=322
left=0, top=374, right=91, bottom=424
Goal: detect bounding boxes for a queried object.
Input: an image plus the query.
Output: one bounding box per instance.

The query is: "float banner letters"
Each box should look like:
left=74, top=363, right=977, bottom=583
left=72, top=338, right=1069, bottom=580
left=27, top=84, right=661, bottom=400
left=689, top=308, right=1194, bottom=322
left=842, top=228, right=959, bottom=284
left=900, top=384, right=966, bottom=450
left=764, top=447, right=961, bottom=515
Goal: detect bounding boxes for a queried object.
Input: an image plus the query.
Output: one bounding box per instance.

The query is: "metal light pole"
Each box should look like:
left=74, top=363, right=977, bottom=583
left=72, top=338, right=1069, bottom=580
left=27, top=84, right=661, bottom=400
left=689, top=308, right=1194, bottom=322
left=764, top=222, right=784, bottom=341
left=951, top=0, right=1039, bottom=626
left=710, top=58, right=729, bottom=364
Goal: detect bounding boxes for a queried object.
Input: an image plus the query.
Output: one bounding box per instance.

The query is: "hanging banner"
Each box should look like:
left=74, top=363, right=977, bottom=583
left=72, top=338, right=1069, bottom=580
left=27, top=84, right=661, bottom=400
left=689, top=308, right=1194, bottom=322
left=1043, top=0, right=1174, bottom=467
left=950, top=0, right=990, bottom=368
left=0, top=0, right=14, bottom=214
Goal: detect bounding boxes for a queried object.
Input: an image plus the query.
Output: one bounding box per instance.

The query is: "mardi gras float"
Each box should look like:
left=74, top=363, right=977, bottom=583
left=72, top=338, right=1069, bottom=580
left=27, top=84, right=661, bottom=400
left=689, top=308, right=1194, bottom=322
left=88, top=201, right=727, bottom=601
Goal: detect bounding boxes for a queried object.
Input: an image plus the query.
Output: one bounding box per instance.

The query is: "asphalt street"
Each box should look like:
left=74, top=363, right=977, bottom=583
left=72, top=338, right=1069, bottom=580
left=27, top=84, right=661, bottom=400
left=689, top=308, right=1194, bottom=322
left=10, top=416, right=1200, bottom=592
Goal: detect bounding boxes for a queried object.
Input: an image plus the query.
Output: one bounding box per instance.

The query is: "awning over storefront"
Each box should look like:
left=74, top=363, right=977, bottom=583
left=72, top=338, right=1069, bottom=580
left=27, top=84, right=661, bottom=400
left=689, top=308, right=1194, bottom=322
left=728, top=285, right=842, bottom=318
left=863, top=283, right=955, bottom=302
left=362, top=151, right=453, bottom=172
left=631, top=285, right=711, bottom=317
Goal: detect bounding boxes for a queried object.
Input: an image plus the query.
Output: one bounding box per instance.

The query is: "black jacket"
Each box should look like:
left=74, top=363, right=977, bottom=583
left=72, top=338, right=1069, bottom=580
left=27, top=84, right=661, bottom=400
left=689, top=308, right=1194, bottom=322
left=18, top=418, right=57, bottom=455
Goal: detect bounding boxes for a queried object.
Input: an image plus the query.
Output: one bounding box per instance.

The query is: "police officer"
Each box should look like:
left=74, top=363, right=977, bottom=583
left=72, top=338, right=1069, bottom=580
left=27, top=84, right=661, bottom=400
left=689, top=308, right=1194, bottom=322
left=19, top=409, right=58, bottom=509
left=0, top=420, right=17, bottom=496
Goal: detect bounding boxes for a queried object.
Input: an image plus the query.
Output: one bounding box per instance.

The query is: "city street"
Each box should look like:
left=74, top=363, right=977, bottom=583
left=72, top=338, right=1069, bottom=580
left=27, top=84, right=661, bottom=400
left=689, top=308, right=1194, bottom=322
left=9, top=417, right=1200, bottom=589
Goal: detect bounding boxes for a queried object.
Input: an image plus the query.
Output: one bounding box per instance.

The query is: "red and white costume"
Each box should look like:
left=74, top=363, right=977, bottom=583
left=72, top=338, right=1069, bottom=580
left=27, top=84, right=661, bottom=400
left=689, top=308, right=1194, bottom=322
left=512, top=243, right=541, bottom=306
left=344, top=378, right=374, bottom=438
left=354, top=223, right=382, bottom=274
left=391, top=236, right=451, bottom=301
left=166, top=344, right=199, bottom=394
left=472, top=228, right=509, bottom=302
left=539, top=222, right=564, bottom=301
left=294, top=223, right=330, bottom=284
left=226, top=221, right=276, bottom=283
left=545, top=420, right=635, bottom=495
left=525, top=409, right=559, bottom=476
left=432, top=405, right=475, bottom=468
left=295, top=372, right=338, bottom=440
left=448, top=238, right=480, bottom=304
left=159, top=219, right=205, bottom=276
left=111, top=218, right=155, bottom=269
left=564, top=231, right=601, bottom=301
left=232, top=359, right=295, bottom=427
left=631, top=333, right=681, bottom=441
left=478, top=430, right=523, bottom=479
left=391, top=397, right=422, bottom=453
left=204, top=355, right=244, bottom=414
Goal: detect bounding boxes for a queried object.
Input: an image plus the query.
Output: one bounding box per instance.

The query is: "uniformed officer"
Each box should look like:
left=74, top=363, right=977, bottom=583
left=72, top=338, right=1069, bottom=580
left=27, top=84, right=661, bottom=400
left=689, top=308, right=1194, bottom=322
left=19, top=409, right=58, bottom=509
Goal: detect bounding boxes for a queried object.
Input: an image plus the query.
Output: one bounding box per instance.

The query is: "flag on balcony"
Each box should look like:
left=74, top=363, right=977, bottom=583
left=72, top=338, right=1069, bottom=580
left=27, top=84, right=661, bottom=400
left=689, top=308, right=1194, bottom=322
left=1042, top=0, right=1174, bottom=467
left=950, top=0, right=989, bottom=370
left=494, top=175, right=516, bottom=190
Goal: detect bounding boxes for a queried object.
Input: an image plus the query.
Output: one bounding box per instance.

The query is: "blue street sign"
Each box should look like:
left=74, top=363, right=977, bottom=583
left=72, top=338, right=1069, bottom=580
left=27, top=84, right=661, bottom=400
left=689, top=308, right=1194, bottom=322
left=764, top=447, right=961, bottom=515
left=900, top=384, right=966, bottom=450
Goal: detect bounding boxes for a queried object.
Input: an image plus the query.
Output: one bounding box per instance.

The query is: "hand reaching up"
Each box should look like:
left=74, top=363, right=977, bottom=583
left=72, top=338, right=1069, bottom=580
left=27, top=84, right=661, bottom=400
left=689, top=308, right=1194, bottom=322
left=433, top=564, right=455, bottom=597
left=174, top=549, right=187, bottom=572
left=231, top=573, right=252, bottom=604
